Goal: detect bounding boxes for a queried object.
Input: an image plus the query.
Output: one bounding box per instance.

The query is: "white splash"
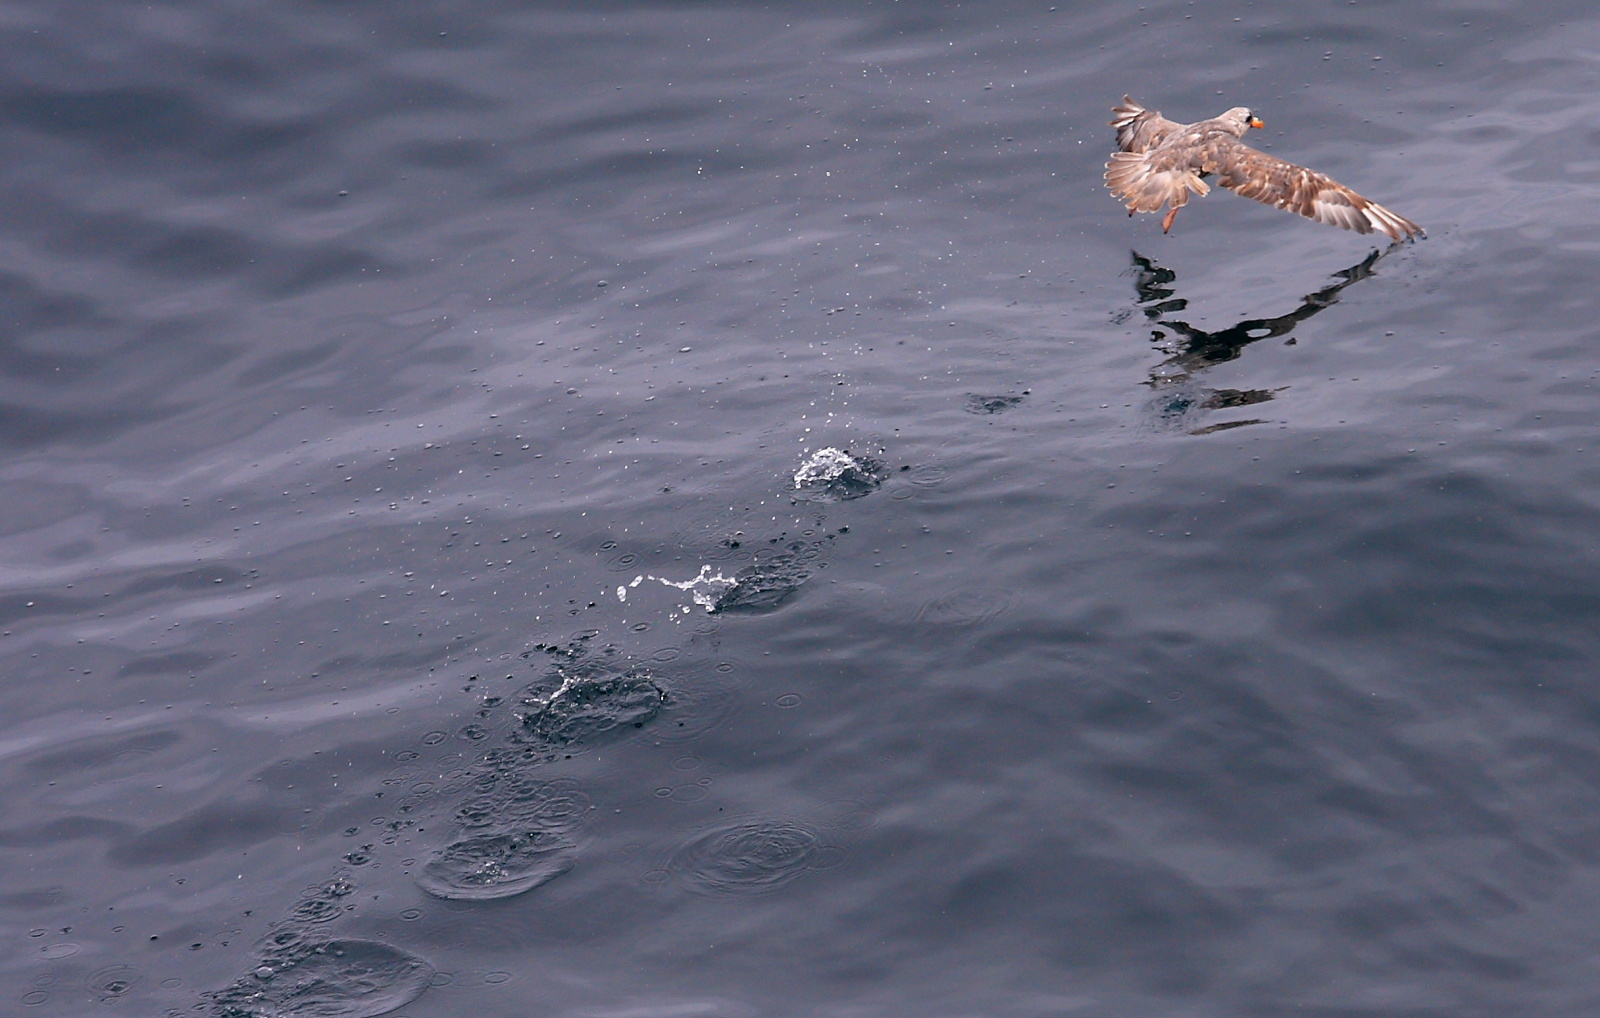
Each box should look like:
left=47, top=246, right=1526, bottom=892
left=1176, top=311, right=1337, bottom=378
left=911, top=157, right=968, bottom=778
left=522, top=669, right=581, bottom=711
left=652, top=564, right=739, bottom=611
left=613, top=567, right=737, bottom=612
left=793, top=447, right=859, bottom=489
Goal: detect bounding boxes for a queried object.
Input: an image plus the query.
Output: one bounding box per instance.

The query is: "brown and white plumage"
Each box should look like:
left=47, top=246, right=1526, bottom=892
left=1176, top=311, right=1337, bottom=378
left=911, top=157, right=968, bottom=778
left=1104, top=97, right=1423, bottom=241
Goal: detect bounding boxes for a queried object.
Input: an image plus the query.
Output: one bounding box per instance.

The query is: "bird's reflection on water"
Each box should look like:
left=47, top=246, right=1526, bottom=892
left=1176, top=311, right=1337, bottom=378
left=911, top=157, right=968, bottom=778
left=1118, top=247, right=1389, bottom=433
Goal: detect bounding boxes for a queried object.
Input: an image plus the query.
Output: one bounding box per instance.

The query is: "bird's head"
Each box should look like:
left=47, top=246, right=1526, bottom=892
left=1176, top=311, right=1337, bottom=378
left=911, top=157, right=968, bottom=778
left=1221, top=107, right=1265, bottom=133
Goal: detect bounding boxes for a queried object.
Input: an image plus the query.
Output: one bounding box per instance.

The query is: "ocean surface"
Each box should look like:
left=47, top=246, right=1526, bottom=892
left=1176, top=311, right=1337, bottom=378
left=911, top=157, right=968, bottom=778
left=4, top=1, right=1600, bottom=1015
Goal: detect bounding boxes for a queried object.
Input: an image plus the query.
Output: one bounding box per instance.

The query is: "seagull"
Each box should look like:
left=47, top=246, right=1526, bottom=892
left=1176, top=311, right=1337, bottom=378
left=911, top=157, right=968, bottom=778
left=1104, top=96, right=1423, bottom=241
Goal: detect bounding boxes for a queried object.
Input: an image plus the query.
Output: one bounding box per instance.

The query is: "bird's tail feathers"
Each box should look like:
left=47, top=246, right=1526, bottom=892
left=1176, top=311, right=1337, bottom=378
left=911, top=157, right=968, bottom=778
left=1108, top=95, right=1146, bottom=129
left=1105, top=152, right=1209, bottom=214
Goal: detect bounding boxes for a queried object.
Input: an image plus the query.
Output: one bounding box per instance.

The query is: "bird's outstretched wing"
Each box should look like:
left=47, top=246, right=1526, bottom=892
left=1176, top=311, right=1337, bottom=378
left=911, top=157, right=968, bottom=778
left=1109, top=96, right=1183, bottom=154
left=1201, top=137, right=1423, bottom=241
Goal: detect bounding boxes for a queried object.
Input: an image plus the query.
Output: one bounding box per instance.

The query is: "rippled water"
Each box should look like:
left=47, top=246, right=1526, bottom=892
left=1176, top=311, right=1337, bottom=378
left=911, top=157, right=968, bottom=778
left=5, top=0, right=1600, bottom=1014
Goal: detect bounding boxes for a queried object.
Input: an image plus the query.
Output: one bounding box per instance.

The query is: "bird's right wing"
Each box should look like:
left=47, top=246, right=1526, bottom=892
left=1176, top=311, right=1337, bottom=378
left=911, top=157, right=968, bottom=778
left=1109, top=96, right=1183, bottom=154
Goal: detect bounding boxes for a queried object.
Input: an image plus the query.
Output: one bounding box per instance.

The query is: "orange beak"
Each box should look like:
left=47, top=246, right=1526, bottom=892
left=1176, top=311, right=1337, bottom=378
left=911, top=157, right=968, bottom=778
left=1248, top=116, right=1265, bottom=129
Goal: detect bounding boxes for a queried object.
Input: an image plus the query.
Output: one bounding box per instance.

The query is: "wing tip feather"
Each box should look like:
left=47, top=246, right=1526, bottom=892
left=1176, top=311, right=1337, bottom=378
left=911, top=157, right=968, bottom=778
left=1362, top=201, right=1424, bottom=242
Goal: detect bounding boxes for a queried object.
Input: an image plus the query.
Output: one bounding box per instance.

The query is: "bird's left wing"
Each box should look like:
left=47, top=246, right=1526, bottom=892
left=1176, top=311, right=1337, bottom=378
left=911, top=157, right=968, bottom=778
left=1201, top=137, right=1423, bottom=241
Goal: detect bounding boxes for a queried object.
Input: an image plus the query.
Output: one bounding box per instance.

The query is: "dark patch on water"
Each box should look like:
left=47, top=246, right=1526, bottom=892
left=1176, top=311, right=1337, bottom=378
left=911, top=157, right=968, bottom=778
left=709, top=551, right=814, bottom=614
left=1200, top=388, right=1278, bottom=410
left=515, top=660, right=665, bottom=749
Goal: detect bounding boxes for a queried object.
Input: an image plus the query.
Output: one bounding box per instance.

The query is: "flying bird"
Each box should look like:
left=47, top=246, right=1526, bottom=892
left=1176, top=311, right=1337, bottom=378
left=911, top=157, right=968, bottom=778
left=1104, top=97, right=1423, bottom=241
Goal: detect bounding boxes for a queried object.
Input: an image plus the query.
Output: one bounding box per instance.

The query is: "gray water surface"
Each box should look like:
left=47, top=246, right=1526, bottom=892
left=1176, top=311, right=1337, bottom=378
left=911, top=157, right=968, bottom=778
left=4, top=2, right=1600, bottom=1015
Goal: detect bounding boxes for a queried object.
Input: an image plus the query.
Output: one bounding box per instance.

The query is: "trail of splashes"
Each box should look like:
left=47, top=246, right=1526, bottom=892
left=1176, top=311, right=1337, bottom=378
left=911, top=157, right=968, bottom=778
left=617, top=565, right=737, bottom=611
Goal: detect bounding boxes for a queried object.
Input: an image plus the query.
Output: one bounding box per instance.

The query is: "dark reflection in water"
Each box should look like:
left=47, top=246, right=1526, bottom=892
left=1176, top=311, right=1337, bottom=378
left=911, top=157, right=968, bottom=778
left=1127, top=247, right=1391, bottom=432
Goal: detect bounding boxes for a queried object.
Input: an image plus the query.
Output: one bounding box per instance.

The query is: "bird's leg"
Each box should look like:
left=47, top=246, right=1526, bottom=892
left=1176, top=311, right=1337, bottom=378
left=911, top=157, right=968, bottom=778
left=1161, top=205, right=1180, bottom=233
